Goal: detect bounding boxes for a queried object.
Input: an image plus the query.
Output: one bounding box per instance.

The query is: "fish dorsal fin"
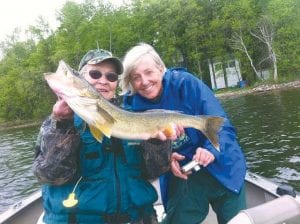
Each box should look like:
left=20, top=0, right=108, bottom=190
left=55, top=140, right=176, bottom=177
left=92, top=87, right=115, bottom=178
left=89, top=125, right=104, bottom=142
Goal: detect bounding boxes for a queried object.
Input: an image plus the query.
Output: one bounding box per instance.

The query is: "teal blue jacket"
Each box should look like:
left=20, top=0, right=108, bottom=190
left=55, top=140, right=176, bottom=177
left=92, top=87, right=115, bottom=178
left=40, top=115, right=157, bottom=224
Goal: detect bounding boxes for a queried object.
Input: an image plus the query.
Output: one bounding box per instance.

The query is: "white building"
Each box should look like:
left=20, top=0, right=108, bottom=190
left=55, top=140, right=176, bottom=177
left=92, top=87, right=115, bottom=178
left=208, top=59, right=243, bottom=90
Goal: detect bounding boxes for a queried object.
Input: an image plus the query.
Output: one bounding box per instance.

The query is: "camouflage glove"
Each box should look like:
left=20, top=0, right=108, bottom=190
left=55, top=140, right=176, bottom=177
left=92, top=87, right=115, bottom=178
left=140, top=139, right=172, bottom=180
left=33, top=116, right=80, bottom=185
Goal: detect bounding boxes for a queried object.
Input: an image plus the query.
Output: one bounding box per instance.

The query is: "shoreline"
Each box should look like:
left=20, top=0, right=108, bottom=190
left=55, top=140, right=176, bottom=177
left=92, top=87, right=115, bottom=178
left=215, top=80, right=300, bottom=99
left=0, top=120, right=42, bottom=131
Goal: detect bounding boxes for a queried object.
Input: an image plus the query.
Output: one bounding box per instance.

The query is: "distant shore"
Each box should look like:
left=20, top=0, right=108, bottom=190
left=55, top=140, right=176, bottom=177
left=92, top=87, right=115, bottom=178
left=0, top=80, right=299, bottom=130
left=215, top=80, right=300, bottom=99
left=0, top=120, right=42, bottom=131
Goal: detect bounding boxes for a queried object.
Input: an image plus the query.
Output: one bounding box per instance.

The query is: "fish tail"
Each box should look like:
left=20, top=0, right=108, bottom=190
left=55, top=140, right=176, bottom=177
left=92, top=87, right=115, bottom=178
left=199, top=116, right=224, bottom=151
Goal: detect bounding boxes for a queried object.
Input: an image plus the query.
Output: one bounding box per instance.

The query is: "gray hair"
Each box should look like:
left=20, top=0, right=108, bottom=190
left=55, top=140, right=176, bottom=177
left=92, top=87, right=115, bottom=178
left=119, top=43, right=166, bottom=95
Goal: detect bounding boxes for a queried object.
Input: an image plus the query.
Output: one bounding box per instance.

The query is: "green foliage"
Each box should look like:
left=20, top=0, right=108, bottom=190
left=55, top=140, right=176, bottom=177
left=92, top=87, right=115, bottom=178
left=266, top=0, right=300, bottom=75
left=0, top=0, right=299, bottom=122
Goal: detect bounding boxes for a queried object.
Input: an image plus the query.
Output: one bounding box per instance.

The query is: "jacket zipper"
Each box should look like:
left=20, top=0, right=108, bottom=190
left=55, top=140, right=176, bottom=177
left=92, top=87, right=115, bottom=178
left=113, top=153, right=121, bottom=215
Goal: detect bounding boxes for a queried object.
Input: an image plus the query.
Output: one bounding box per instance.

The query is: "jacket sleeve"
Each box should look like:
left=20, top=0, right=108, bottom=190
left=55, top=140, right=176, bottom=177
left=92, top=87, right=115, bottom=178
left=33, top=116, right=81, bottom=185
left=199, top=81, right=247, bottom=192
left=196, top=80, right=240, bottom=158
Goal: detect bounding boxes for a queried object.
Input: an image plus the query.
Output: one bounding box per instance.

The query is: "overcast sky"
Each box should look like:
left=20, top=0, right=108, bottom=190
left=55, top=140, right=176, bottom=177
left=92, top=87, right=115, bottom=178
left=0, top=0, right=125, bottom=43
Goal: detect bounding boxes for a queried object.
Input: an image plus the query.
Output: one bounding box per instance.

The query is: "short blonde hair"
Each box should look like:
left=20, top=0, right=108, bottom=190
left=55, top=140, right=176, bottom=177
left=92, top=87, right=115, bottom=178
left=119, top=43, right=166, bottom=95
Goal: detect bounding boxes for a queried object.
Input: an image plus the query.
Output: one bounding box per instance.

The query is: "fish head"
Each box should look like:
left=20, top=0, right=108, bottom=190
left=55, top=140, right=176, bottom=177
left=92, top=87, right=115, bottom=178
left=44, top=60, right=98, bottom=100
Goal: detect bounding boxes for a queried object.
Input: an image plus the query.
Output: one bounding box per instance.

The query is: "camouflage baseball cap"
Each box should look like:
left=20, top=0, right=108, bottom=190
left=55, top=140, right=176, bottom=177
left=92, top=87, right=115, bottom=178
left=78, top=49, right=123, bottom=74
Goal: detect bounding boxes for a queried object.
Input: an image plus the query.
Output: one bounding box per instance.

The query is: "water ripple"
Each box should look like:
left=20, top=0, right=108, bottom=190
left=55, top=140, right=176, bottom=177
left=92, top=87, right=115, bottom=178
left=275, top=167, right=300, bottom=181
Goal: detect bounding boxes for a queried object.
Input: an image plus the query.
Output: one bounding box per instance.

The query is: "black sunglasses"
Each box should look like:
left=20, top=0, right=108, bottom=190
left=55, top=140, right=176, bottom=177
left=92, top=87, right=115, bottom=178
left=88, top=70, right=118, bottom=82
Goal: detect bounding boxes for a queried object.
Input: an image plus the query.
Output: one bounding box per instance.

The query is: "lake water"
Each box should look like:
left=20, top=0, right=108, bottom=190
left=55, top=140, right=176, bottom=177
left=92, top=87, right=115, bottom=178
left=0, top=126, right=40, bottom=213
left=0, top=88, right=299, bottom=213
left=221, top=88, right=300, bottom=190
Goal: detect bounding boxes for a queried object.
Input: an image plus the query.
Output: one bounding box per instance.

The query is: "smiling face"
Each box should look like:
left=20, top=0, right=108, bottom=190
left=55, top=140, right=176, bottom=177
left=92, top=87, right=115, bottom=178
left=129, top=55, right=164, bottom=100
left=82, top=61, right=118, bottom=100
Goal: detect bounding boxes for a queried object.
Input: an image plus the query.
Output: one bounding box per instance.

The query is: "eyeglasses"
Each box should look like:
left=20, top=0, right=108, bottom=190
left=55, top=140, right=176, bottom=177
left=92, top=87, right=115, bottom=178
left=88, top=70, right=118, bottom=82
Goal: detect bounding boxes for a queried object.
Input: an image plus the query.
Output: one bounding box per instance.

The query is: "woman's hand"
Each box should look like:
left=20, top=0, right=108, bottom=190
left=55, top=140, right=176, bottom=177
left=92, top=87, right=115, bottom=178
left=52, top=98, right=74, bottom=120
left=193, top=147, right=215, bottom=167
left=154, top=124, right=185, bottom=141
left=170, top=152, right=190, bottom=180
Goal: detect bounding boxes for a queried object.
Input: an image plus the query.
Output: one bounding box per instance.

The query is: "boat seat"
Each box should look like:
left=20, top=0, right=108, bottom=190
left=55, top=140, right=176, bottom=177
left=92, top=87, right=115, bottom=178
left=227, top=195, right=300, bottom=224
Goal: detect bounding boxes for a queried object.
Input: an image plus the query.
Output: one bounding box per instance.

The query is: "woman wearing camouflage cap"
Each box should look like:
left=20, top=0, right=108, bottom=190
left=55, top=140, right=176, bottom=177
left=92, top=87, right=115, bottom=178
left=33, top=49, right=164, bottom=224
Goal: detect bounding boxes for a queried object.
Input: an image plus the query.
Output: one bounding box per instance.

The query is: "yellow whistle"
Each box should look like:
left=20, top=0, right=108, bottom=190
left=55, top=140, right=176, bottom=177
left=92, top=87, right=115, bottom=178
left=62, top=192, right=78, bottom=208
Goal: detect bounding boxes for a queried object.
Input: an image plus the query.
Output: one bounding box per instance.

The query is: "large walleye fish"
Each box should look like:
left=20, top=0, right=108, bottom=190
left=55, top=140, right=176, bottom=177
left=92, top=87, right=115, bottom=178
left=44, top=61, right=224, bottom=151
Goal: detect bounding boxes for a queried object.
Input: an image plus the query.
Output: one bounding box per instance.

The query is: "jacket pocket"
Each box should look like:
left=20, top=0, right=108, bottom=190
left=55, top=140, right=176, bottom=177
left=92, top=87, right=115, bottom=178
left=127, top=177, right=158, bottom=207
left=77, top=179, right=110, bottom=213
left=80, top=135, right=105, bottom=177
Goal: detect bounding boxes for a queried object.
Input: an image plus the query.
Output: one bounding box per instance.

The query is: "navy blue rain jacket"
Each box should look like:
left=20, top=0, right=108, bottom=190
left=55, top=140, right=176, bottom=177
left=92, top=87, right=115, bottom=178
left=123, top=68, right=247, bottom=208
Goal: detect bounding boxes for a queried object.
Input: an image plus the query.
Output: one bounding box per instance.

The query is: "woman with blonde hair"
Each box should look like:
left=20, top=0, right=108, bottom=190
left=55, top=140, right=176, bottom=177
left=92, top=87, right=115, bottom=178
left=120, top=43, right=247, bottom=224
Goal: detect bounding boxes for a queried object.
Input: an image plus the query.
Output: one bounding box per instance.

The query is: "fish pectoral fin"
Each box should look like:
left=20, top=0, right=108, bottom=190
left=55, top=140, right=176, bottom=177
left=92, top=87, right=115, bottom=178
left=94, top=121, right=114, bottom=138
left=90, top=121, right=113, bottom=141
left=89, top=102, right=116, bottom=139
left=89, top=125, right=104, bottom=142
left=97, top=103, right=116, bottom=124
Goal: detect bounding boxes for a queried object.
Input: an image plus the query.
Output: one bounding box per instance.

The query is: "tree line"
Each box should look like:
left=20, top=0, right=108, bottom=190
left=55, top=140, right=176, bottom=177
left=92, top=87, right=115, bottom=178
left=0, top=0, right=299, bottom=122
